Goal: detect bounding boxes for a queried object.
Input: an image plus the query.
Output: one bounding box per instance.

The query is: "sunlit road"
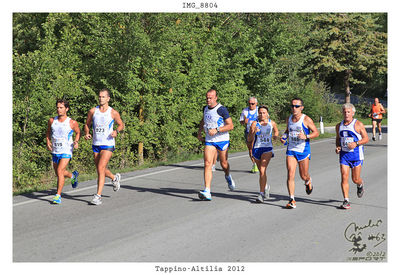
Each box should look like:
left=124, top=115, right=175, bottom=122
left=13, top=133, right=387, bottom=262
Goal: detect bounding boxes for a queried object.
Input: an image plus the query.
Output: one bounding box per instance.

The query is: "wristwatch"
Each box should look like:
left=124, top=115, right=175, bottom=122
left=216, top=127, right=220, bottom=133
left=356, top=141, right=359, bottom=147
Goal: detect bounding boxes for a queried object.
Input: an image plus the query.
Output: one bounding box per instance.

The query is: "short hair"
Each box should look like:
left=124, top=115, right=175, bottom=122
left=249, top=97, right=257, bottom=103
left=342, top=103, right=356, bottom=113
left=291, top=97, right=303, bottom=106
left=258, top=105, right=269, bottom=112
left=99, top=88, right=111, bottom=97
left=56, top=98, right=70, bottom=109
left=207, top=89, right=217, bottom=97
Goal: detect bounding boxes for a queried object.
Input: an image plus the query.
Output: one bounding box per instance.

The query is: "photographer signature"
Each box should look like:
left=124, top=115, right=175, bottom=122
left=344, top=219, right=386, bottom=254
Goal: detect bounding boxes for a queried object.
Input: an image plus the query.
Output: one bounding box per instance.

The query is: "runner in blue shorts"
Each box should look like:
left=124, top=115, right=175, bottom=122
left=240, top=97, right=259, bottom=173
left=46, top=99, right=81, bottom=204
left=280, top=98, right=319, bottom=209
left=247, top=105, right=279, bottom=203
left=84, top=88, right=125, bottom=205
left=197, top=89, right=235, bottom=201
left=335, top=103, right=369, bottom=209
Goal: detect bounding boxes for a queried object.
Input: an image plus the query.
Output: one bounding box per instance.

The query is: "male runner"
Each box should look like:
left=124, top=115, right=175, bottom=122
left=240, top=97, right=259, bottom=173
left=280, top=98, right=319, bottom=209
left=197, top=89, right=235, bottom=201
left=368, top=98, right=386, bottom=141
left=84, top=88, right=125, bottom=205
left=247, top=105, right=279, bottom=203
left=46, top=99, right=80, bottom=204
left=335, top=103, right=369, bottom=209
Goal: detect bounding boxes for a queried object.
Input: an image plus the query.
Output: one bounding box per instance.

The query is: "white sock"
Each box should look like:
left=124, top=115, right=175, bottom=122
left=204, top=188, right=210, bottom=193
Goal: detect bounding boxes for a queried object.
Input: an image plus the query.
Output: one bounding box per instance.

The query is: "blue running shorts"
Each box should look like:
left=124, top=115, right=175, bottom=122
left=286, top=149, right=311, bottom=162
left=340, top=158, right=363, bottom=168
left=340, top=153, right=363, bottom=168
left=205, top=141, right=230, bottom=151
left=252, top=147, right=274, bottom=160
left=92, top=145, right=115, bottom=153
left=52, top=153, right=72, bottom=164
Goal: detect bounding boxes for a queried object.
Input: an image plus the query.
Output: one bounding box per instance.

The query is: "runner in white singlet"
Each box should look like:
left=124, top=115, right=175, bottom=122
left=280, top=98, right=319, bottom=209
left=240, top=97, right=259, bottom=173
left=197, top=89, right=235, bottom=201
left=84, top=88, right=125, bottom=205
left=46, top=99, right=80, bottom=204
left=247, top=105, right=279, bottom=203
left=335, top=103, right=369, bottom=209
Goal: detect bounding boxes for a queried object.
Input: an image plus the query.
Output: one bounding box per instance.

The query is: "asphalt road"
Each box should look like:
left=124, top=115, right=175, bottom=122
left=13, top=134, right=387, bottom=263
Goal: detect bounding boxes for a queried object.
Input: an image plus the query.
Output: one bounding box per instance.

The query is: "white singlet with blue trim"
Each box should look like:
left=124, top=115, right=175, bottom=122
left=203, top=103, right=229, bottom=143
left=51, top=116, right=74, bottom=155
left=92, top=106, right=115, bottom=146
left=240, top=107, right=259, bottom=132
left=339, top=119, right=364, bottom=160
left=287, top=114, right=310, bottom=153
left=253, top=119, right=273, bottom=149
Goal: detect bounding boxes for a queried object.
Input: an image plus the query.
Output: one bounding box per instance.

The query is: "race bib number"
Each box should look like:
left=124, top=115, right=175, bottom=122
left=289, top=131, right=301, bottom=145
left=52, top=138, right=66, bottom=153
left=259, top=134, right=270, bottom=143
left=204, top=122, right=217, bottom=131
left=373, top=113, right=379, bottom=119
left=95, top=126, right=107, bottom=136
left=342, top=137, right=354, bottom=151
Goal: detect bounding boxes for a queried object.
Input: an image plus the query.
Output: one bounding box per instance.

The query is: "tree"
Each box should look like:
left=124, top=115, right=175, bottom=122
left=305, top=13, right=387, bottom=103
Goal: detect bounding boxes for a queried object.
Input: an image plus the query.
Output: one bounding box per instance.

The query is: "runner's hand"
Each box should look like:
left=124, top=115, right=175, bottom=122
left=84, top=133, right=92, bottom=140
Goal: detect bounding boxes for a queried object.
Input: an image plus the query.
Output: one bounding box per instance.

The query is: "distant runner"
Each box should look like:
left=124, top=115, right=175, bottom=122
left=240, top=97, right=259, bottom=173
left=46, top=99, right=80, bottom=204
left=197, top=89, right=235, bottom=201
left=368, top=98, right=386, bottom=141
left=335, top=103, right=369, bottom=209
left=247, top=105, right=279, bottom=203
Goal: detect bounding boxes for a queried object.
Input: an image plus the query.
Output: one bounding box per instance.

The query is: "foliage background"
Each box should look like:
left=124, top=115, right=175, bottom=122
left=12, top=13, right=387, bottom=194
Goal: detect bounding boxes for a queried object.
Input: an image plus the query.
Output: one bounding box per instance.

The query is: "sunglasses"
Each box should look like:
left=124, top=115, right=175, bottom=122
left=291, top=104, right=302, bottom=108
left=249, top=103, right=256, bottom=105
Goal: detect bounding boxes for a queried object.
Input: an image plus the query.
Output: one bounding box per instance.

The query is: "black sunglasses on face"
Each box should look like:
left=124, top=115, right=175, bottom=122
left=249, top=103, right=256, bottom=105
left=291, top=104, right=302, bottom=108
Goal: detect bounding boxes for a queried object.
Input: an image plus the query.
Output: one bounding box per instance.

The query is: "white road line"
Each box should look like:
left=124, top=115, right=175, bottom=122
left=13, top=138, right=334, bottom=207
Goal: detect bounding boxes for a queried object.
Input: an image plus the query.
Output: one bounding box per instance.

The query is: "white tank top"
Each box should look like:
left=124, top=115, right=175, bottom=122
left=339, top=119, right=364, bottom=160
left=51, top=116, right=74, bottom=155
left=203, top=104, right=229, bottom=143
left=287, top=114, right=310, bottom=153
left=92, top=106, right=115, bottom=146
left=253, top=120, right=273, bottom=149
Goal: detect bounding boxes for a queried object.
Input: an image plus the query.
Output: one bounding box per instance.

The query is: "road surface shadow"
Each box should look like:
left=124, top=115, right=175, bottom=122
left=165, top=164, right=256, bottom=174
left=248, top=193, right=342, bottom=209
left=15, top=189, right=110, bottom=205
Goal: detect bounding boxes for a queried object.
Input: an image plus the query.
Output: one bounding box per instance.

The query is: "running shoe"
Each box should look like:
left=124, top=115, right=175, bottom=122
left=225, top=174, right=236, bottom=191
left=286, top=199, right=296, bottom=209
left=340, top=200, right=351, bottom=209
left=212, top=165, right=216, bottom=172
left=372, top=136, right=376, bottom=141
left=378, top=134, right=382, bottom=140
left=255, top=193, right=265, bottom=203
left=357, top=183, right=364, bottom=198
left=91, top=194, right=102, bottom=205
left=71, top=170, right=79, bottom=188
left=52, top=194, right=61, bottom=204
left=198, top=190, right=212, bottom=201
left=251, top=163, right=259, bottom=173
left=265, top=184, right=270, bottom=199
left=112, top=173, right=121, bottom=192
left=305, top=178, right=313, bottom=195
